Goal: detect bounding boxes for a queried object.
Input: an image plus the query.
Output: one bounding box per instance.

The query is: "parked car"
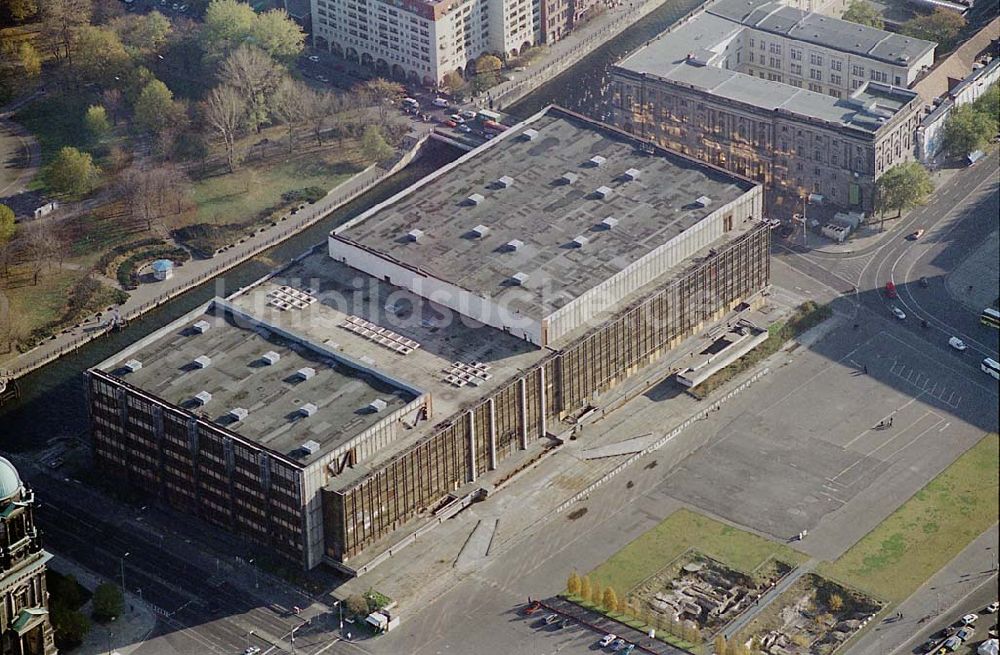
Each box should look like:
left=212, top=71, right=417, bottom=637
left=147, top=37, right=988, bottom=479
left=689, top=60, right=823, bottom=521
left=948, top=337, right=967, bottom=351
left=432, top=97, right=450, bottom=107
left=543, top=613, right=559, bottom=625
left=985, top=601, right=998, bottom=613
left=942, top=636, right=961, bottom=651
left=242, top=647, right=261, bottom=655
left=921, top=639, right=939, bottom=652
left=598, top=634, right=616, bottom=647
left=610, top=639, right=627, bottom=651
left=939, top=626, right=959, bottom=638
left=559, top=617, right=573, bottom=628
left=444, top=120, right=457, bottom=128
left=956, top=626, right=974, bottom=641
left=307, top=55, right=320, bottom=62
left=622, top=645, right=635, bottom=655
left=459, top=109, right=477, bottom=119
left=457, top=124, right=472, bottom=133
left=522, top=601, right=542, bottom=615
left=448, top=114, right=465, bottom=124
left=891, top=306, right=906, bottom=320
left=919, top=276, right=929, bottom=288
left=961, top=613, right=978, bottom=625
left=47, top=458, right=63, bottom=469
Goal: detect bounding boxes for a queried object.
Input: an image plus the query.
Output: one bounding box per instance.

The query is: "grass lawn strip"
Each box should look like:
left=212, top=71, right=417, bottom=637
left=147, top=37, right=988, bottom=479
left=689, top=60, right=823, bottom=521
left=818, top=433, right=999, bottom=603
left=589, top=508, right=807, bottom=598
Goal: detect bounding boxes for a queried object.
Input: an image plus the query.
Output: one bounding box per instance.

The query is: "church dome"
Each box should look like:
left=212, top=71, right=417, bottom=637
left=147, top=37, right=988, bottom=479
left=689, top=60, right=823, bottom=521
left=0, top=457, right=23, bottom=501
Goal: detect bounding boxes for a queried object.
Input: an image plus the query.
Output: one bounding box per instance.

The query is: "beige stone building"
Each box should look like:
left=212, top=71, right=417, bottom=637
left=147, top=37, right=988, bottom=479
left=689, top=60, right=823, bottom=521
left=610, top=0, right=934, bottom=212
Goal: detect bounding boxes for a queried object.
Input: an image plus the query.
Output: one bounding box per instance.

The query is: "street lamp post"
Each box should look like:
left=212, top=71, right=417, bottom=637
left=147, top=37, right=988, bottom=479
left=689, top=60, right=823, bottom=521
left=120, top=552, right=130, bottom=602
left=249, top=558, right=259, bottom=589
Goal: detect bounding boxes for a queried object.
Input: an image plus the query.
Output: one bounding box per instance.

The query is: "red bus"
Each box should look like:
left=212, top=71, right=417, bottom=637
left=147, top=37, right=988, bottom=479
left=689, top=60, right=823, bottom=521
left=885, top=281, right=897, bottom=298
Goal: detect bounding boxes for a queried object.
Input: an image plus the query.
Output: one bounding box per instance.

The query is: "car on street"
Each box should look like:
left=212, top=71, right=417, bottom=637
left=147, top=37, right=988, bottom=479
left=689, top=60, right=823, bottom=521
left=985, top=601, right=998, bottom=613
left=432, top=97, right=450, bottom=107
left=522, top=600, right=542, bottom=615
left=948, top=337, right=967, bottom=351
left=543, top=613, right=559, bottom=625
left=47, top=458, right=64, bottom=469
left=307, top=55, right=320, bottom=62
left=919, top=276, right=929, bottom=288
left=891, top=306, right=906, bottom=320
left=243, top=647, right=261, bottom=655
left=598, top=634, right=616, bottom=647
left=909, top=228, right=925, bottom=240
left=960, top=613, right=978, bottom=625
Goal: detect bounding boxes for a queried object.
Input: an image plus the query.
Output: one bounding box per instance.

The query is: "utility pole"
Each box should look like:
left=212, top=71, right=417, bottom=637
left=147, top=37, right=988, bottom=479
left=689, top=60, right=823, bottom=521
left=801, top=194, right=808, bottom=247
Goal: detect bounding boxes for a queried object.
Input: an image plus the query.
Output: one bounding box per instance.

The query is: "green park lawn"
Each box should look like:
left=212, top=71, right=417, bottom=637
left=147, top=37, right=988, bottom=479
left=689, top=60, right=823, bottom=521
left=589, top=508, right=807, bottom=596
left=819, top=433, right=999, bottom=602
left=188, top=143, right=365, bottom=227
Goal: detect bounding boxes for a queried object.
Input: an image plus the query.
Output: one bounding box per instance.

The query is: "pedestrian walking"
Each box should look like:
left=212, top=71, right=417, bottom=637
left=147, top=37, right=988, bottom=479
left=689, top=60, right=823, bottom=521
left=863, top=365, right=868, bottom=374
left=889, top=417, right=893, bottom=427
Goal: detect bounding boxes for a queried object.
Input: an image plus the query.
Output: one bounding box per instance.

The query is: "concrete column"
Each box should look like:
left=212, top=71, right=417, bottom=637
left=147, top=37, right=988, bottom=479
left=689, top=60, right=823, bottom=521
left=538, top=367, right=548, bottom=438
left=487, top=398, right=497, bottom=471
left=518, top=378, right=529, bottom=450
left=467, top=410, right=477, bottom=483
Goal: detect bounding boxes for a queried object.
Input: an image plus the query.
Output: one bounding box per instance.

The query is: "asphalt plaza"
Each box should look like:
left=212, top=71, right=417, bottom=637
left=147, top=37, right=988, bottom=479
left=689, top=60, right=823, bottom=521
left=654, top=325, right=997, bottom=550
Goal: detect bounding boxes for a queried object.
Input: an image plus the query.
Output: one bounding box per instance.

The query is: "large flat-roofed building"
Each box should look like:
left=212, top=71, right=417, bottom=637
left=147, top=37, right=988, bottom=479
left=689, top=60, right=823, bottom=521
left=88, top=107, right=771, bottom=572
left=610, top=0, right=933, bottom=211
left=331, top=109, right=759, bottom=346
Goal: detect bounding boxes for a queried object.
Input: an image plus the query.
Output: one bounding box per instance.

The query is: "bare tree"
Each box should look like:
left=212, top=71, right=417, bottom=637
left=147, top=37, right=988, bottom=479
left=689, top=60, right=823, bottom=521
left=22, top=221, right=59, bottom=285
left=118, top=165, right=189, bottom=231
left=359, top=78, right=404, bottom=126
left=218, top=44, right=282, bottom=134
left=272, top=76, right=308, bottom=152
left=203, top=85, right=247, bottom=173
left=40, top=0, right=93, bottom=64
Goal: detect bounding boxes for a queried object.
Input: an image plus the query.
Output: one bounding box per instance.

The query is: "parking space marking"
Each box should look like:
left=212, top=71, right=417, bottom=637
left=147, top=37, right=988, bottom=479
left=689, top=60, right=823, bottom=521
left=888, top=361, right=962, bottom=408
left=882, top=419, right=948, bottom=462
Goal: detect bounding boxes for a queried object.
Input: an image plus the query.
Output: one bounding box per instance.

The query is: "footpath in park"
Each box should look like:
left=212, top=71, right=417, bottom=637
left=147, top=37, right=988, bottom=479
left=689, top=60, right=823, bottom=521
left=0, top=133, right=429, bottom=382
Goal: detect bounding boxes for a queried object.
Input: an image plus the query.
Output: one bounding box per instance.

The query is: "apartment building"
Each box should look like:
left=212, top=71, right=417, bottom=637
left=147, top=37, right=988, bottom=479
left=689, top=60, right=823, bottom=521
left=609, top=0, right=933, bottom=211
left=312, top=0, right=535, bottom=85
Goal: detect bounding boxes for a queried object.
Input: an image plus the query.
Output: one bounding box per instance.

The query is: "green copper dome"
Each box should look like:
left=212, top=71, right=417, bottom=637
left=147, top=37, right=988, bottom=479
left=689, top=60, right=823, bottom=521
left=0, top=457, right=22, bottom=501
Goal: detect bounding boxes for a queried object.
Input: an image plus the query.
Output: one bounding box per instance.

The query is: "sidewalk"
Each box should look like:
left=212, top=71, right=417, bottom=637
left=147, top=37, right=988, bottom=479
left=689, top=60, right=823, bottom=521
left=0, top=133, right=429, bottom=382
left=47, top=552, right=156, bottom=655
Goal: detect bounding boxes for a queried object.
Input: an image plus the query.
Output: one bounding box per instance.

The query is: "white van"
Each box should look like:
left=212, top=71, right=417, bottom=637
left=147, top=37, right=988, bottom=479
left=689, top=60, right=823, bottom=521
left=982, top=357, right=999, bottom=380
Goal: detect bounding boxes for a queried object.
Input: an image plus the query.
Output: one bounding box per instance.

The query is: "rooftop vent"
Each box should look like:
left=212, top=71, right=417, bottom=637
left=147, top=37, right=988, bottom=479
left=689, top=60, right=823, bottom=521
left=560, top=172, right=579, bottom=185
left=623, top=168, right=641, bottom=181
left=300, top=403, right=318, bottom=417
left=571, top=235, right=589, bottom=248
left=193, top=391, right=212, bottom=405
left=296, top=367, right=316, bottom=381
left=588, top=155, right=607, bottom=167
left=193, top=320, right=211, bottom=334
left=467, top=193, right=485, bottom=205
left=193, top=355, right=212, bottom=369
left=229, top=407, right=249, bottom=422
left=123, top=359, right=142, bottom=373
left=601, top=216, right=620, bottom=229
left=505, top=239, right=523, bottom=251
left=522, top=128, right=539, bottom=141
left=496, top=175, right=514, bottom=188
left=369, top=398, right=388, bottom=412
left=595, top=186, right=613, bottom=199
left=301, top=439, right=320, bottom=454
left=695, top=195, right=712, bottom=207
left=510, top=272, right=529, bottom=286
left=262, top=351, right=280, bottom=365
left=407, top=228, right=424, bottom=242
left=471, top=224, right=490, bottom=238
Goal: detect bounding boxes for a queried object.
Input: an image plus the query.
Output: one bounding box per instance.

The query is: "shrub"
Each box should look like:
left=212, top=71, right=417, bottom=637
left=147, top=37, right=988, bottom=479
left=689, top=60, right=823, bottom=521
left=91, top=583, right=123, bottom=622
